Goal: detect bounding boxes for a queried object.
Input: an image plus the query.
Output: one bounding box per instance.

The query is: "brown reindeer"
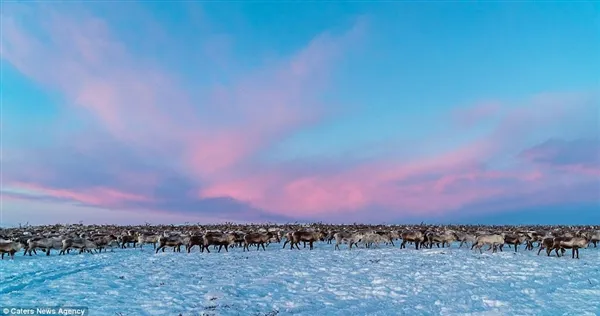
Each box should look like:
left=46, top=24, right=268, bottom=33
left=400, top=231, right=424, bottom=250
left=202, top=232, right=236, bottom=253
left=290, top=231, right=325, bottom=250
left=551, top=237, right=589, bottom=259
left=527, top=231, right=549, bottom=251
left=92, top=234, right=119, bottom=253
left=59, top=238, right=97, bottom=255
left=0, top=240, right=25, bottom=259
left=502, top=234, right=526, bottom=252
left=537, top=237, right=556, bottom=256
left=425, top=231, right=458, bottom=249
left=118, top=235, right=137, bottom=249
left=186, top=235, right=205, bottom=253
left=155, top=236, right=184, bottom=253
left=232, top=231, right=246, bottom=248
left=243, top=232, right=273, bottom=251
left=25, top=237, right=64, bottom=256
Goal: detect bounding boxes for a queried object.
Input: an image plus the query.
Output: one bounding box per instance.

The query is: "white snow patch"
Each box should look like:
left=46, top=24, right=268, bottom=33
left=0, top=243, right=599, bottom=315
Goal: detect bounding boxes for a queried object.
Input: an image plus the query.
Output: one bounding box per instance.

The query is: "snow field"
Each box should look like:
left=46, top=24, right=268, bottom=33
left=1, top=243, right=599, bottom=316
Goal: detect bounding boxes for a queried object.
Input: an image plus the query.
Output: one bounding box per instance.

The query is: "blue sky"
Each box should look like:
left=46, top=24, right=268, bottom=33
left=1, top=2, right=598, bottom=225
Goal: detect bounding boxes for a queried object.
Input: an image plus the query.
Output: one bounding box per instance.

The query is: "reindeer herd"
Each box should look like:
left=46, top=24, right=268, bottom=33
left=1, top=223, right=599, bottom=260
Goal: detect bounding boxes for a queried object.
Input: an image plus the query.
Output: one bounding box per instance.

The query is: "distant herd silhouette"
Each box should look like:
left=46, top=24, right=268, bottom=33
left=1, top=223, right=599, bottom=260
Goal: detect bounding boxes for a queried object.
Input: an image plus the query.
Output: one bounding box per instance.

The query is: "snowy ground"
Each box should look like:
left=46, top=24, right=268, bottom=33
left=1, top=243, right=599, bottom=316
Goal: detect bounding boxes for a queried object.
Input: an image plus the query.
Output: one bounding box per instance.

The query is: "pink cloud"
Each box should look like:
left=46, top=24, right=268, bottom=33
left=2, top=4, right=597, bottom=223
left=197, top=146, right=534, bottom=217
left=197, top=92, right=598, bottom=219
left=3, top=10, right=185, bottom=149
left=2, top=5, right=365, bottom=182
left=7, top=182, right=152, bottom=208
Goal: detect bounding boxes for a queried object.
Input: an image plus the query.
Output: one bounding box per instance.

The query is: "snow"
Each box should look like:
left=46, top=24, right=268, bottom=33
left=1, top=243, right=599, bottom=315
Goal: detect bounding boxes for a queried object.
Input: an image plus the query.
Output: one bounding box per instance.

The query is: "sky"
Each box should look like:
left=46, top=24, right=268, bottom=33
left=1, top=2, right=599, bottom=226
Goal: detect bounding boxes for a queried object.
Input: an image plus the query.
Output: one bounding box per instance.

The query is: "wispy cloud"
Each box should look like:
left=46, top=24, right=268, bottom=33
left=198, top=91, right=599, bottom=220
left=2, top=3, right=598, bottom=224
left=519, top=138, right=600, bottom=176
left=1, top=4, right=366, bottom=223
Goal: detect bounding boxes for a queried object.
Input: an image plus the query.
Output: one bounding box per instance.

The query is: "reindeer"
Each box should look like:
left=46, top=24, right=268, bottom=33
left=551, top=236, right=589, bottom=259
left=202, top=232, right=236, bottom=253
left=59, top=238, right=97, bottom=255
left=333, top=232, right=362, bottom=250
left=186, top=235, right=205, bottom=253
left=117, top=234, right=137, bottom=249
left=25, top=237, right=64, bottom=256
left=155, top=235, right=184, bottom=253
left=137, top=234, right=159, bottom=249
left=537, top=237, right=556, bottom=256
left=290, top=231, right=325, bottom=250
left=231, top=231, right=246, bottom=248
left=400, top=231, right=424, bottom=250
left=471, top=234, right=504, bottom=253
left=243, top=232, right=273, bottom=251
left=281, top=230, right=316, bottom=249
left=502, top=233, right=527, bottom=252
left=0, top=240, right=25, bottom=259
left=374, top=231, right=397, bottom=247
left=361, top=232, right=385, bottom=248
left=520, top=232, right=537, bottom=251
left=91, top=235, right=119, bottom=252
left=425, top=231, right=458, bottom=248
